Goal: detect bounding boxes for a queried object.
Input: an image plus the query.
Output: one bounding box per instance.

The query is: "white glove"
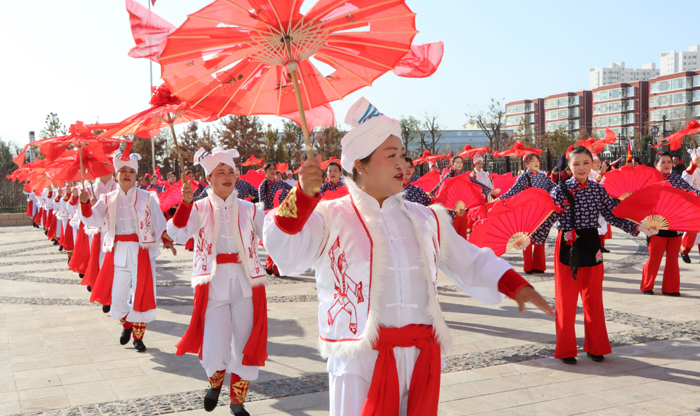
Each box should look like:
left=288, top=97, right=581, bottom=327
left=638, top=225, right=659, bottom=237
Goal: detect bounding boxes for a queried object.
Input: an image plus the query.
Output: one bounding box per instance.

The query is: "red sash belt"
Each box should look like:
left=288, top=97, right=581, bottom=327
left=90, top=234, right=156, bottom=312
left=216, top=253, right=240, bottom=264
left=176, top=253, right=268, bottom=368
left=361, top=325, right=441, bottom=416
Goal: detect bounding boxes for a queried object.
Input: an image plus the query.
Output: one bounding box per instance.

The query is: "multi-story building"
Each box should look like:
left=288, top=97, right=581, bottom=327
left=504, top=99, right=544, bottom=136
left=589, top=62, right=659, bottom=89
left=591, top=81, right=649, bottom=141
left=660, top=46, right=700, bottom=76
left=648, top=71, right=700, bottom=132
left=543, top=91, right=592, bottom=135
left=407, top=129, right=513, bottom=155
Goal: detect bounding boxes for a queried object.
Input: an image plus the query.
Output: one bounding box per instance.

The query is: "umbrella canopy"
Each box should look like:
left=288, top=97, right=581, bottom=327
left=320, top=157, right=341, bottom=170
left=652, top=119, right=700, bottom=151
left=240, top=155, right=265, bottom=167
left=457, top=145, right=490, bottom=160
left=412, top=151, right=446, bottom=166
left=158, top=0, right=419, bottom=120
left=492, top=141, right=542, bottom=159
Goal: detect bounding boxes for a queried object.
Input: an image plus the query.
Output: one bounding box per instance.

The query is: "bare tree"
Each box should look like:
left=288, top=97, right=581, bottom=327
left=466, top=97, right=507, bottom=152
left=399, top=115, right=421, bottom=155
left=313, top=125, right=344, bottom=160
left=282, top=120, right=305, bottom=170
left=217, top=115, right=264, bottom=161
left=421, top=112, right=442, bottom=154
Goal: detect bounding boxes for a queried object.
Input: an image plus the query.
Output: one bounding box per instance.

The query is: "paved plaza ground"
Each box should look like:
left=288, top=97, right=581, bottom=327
left=1, top=225, right=700, bottom=415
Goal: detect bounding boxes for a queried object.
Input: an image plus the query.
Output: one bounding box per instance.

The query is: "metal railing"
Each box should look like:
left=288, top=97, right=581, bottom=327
left=0, top=178, right=28, bottom=214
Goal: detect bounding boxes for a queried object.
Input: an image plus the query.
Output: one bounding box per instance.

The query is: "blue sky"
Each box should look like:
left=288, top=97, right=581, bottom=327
left=0, top=0, right=696, bottom=146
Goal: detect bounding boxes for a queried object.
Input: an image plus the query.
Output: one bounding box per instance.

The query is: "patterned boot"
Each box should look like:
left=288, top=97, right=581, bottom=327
left=203, top=370, right=225, bottom=412
left=119, top=318, right=133, bottom=345
left=229, top=373, right=250, bottom=416
left=132, top=323, right=147, bottom=352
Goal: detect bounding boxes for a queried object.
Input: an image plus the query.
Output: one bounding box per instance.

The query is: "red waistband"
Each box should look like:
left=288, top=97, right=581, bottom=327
left=216, top=253, right=240, bottom=264
left=115, top=234, right=139, bottom=243
left=375, top=324, right=435, bottom=348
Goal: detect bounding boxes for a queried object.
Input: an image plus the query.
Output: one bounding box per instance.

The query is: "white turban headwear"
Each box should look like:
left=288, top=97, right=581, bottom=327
left=113, top=151, right=141, bottom=173
left=472, top=153, right=484, bottom=164
left=194, top=147, right=239, bottom=176
left=340, top=97, right=401, bottom=172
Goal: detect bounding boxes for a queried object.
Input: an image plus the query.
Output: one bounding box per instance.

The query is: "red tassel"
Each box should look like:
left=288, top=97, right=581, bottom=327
left=175, top=283, right=209, bottom=359
left=133, top=247, right=156, bottom=312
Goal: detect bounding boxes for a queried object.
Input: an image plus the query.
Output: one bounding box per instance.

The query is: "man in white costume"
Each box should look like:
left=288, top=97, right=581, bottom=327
left=80, top=150, right=172, bottom=352
left=681, top=149, right=700, bottom=263
left=168, top=148, right=267, bottom=416
left=264, top=98, right=554, bottom=416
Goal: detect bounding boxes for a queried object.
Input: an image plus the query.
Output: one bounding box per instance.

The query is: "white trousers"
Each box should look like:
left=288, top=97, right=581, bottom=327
left=110, top=248, right=157, bottom=324
left=329, top=373, right=410, bottom=416
left=201, top=264, right=258, bottom=381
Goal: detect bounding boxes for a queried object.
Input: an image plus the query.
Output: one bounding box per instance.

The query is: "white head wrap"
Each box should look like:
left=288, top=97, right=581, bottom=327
left=472, top=153, right=484, bottom=164
left=428, top=160, right=437, bottom=169
left=113, top=151, right=141, bottom=173
left=340, top=97, right=401, bottom=172
left=194, top=147, right=238, bottom=176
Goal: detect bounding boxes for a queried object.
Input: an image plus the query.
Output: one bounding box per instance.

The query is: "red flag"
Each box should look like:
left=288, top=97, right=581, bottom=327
left=626, top=140, right=633, bottom=162
left=392, top=41, right=444, bottom=78
left=158, top=180, right=182, bottom=213
left=125, top=0, right=175, bottom=62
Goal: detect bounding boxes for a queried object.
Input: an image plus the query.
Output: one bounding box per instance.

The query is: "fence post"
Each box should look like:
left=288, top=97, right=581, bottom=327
left=544, top=148, right=551, bottom=172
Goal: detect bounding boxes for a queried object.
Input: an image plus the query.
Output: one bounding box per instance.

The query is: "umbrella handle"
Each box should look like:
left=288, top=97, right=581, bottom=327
left=78, top=146, right=85, bottom=188
left=168, top=121, right=186, bottom=177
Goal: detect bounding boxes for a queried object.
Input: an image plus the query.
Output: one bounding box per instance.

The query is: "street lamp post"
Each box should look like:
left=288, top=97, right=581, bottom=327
left=649, top=125, right=660, bottom=165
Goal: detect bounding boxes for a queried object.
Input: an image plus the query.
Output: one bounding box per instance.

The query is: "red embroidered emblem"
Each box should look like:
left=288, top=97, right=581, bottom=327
left=195, top=229, right=212, bottom=271
left=327, top=236, right=364, bottom=334
left=140, top=209, right=156, bottom=243
left=248, top=229, right=261, bottom=274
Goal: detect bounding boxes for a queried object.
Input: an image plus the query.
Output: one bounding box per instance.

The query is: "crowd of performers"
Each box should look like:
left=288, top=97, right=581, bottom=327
left=20, top=97, right=700, bottom=416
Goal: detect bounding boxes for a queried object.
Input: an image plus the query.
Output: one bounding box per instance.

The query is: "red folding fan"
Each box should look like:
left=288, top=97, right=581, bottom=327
left=611, top=181, right=700, bottom=232
left=489, top=172, right=518, bottom=198
left=412, top=170, right=441, bottom=193
left=432, top=174, right=485, bottom=212
left=602, top=165, right=663, bottom=200
left=469, top=188, right=557, bottom=256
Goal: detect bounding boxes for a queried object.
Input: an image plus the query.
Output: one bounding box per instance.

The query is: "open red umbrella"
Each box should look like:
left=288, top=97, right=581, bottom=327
left=469, top=188, right=558, bottom=256
left=97, top=84, right=216, bottom=173
left=492, top=141, right=542, bottom=158
left=159, top=0, right=442, bottom=165
left=652, top=119, right=700, bottom=151
left=240, top=155, right=265, bottom=167
left=457, top=145, right=490, bottom=160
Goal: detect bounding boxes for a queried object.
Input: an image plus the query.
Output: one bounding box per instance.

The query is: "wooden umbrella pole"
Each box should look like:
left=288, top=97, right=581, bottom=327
left=167, top=118, right=186, bottom=178
left=284, top=37, right=315, bottom=161
left=78, top=146, right=85, bottom=189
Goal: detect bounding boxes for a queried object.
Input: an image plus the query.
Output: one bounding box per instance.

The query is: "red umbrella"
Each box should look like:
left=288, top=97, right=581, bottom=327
left=412, top=151, right=446, bottom=166
left=492, top=141, right=542, bottom=158
left=612, top=181, right=700, bottom=232
left=457, top=145, right=490, bottom=160
left=240, top=155, right=265, bottom=167
left=469, top=188, right=558, bottom=256
left=159, top=0, right=441, bottom=165
left=97, top=84, right=217, bottom=172
left=652, top=119, right=700, bottom=151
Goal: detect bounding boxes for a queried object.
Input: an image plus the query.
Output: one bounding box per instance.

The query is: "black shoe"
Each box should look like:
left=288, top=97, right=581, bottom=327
left=188, top=248, right=194, bottom=252
left=133, top=339, right=146, bottom=352
left=229, top=403, right=250, bottom=416
left=587, top=352, right=605, bottom=362
left=265, top=268, right=273, bottom=275
left=561, top=357, right=577, bottom=365
left=203, top=387, right=221, bottom=412
left=67, top=258, right=71, bottom=265
left=662, top=292, right=681, bottom=297
left=642, top=290, right=654, bottom=295
left=530, top=269, right=545, bottom=274
left=681, top=253, right=691, bottom=264
left=120, top=328, right=132, bottom=345
left=102, top=304, right=111, bottom=313
left=86, top=285, right=91, bottom=293
left=79, top=274, right=85, bottom=279
left=44, top=230, right=48, bottom=235
left=524, top=270, right=534, bottom=275
left=600, top=247, right=610, bottom=253
left=53, top=240, right=59, bottom=246
left=58, top=245, right=63, bottom=252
